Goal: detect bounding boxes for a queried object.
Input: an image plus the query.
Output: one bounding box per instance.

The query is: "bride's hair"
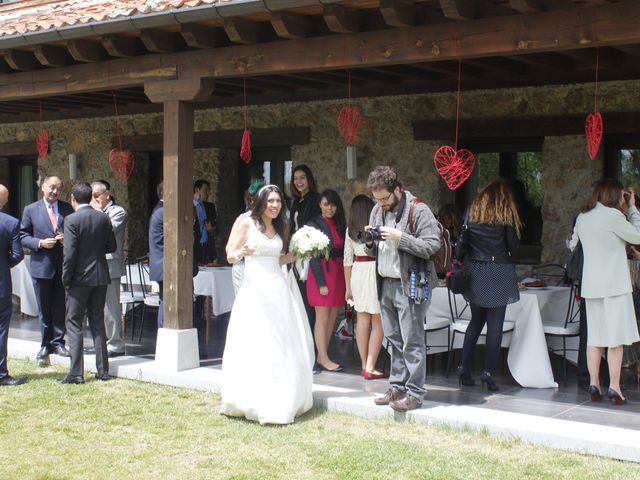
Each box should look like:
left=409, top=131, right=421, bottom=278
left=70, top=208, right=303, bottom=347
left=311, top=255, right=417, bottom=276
left=251, top=185, right=289, bottom=251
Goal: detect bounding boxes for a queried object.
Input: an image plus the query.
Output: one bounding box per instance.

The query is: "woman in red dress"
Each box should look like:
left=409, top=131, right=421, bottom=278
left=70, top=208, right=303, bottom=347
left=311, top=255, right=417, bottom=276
left=307, top=189, right=346, bottom=372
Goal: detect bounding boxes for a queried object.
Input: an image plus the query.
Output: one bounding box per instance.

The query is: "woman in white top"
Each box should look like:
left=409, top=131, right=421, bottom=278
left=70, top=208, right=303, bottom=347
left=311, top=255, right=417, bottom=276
left=571, top=179, right=640, bottom=405
left=344, top=194, right=387, bottom=380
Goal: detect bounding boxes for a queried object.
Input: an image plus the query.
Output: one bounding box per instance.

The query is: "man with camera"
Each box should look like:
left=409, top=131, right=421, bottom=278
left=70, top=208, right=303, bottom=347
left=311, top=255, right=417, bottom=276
left=365, top=166, right=441, bottom=412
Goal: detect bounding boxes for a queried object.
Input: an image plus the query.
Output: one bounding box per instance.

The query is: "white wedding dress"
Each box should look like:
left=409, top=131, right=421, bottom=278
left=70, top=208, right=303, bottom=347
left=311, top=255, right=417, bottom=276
left=220, top=220, right=314, bottom=424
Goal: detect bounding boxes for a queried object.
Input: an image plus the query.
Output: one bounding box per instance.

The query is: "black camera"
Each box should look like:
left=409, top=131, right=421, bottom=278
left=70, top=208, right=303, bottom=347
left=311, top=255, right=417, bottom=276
left=358, top=227, right=383, bottom=243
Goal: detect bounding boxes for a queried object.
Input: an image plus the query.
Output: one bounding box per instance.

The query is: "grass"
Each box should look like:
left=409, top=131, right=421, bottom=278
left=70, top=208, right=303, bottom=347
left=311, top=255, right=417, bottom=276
left=0, top=358, right=638, bottom=480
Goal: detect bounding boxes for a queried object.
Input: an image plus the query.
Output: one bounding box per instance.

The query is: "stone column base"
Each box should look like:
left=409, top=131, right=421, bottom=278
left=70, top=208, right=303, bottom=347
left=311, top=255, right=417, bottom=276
left=154, top=328, right=199, bottom=371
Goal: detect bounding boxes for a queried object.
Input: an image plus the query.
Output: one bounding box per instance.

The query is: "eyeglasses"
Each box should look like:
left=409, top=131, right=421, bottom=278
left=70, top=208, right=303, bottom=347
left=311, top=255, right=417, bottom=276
left=372, top=191, right=394, bottom=203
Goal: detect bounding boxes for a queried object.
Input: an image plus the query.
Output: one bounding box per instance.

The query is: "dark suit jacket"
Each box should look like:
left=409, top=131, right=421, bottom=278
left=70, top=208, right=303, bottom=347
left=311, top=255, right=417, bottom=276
left=307, top=215, right=344, bottom=288
left=62, top=206, right=116, bottom=287
left=149, top=202, right=164, bottom=282
left=20, top=199, right=74, bottom=279
left=0, top=211, right=24, bottom=298
left=149, top=202, right=199, bottom=283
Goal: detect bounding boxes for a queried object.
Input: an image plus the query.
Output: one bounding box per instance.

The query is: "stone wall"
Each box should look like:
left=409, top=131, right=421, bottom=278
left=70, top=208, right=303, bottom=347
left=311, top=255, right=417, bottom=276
left=2, top=79, right=640, bottom=266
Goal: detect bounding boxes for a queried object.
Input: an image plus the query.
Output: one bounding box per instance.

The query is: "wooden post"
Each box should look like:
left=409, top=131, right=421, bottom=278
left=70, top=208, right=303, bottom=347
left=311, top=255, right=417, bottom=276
left=145, top=78, right=213, bottom=370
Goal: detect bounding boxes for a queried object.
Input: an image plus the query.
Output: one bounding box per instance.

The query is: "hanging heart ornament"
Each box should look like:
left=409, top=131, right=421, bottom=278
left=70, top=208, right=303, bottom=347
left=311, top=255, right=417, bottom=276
left=338, top=105, right=363, bottom=145
left=585, top=112, right=603, bottom=161
left=433, top=145, right=476, bottom=191
left=108, top=148, right=135, bottom=182
left=36, top=130, right=49, bottom=159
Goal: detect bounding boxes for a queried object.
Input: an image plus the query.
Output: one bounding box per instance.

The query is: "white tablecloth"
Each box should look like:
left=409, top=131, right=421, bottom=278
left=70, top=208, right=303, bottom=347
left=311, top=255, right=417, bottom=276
left=11, top=256, right=38, bottom=317
left=193, top=266, right=235, bottom=316
left=428, top=286, right=567, bottom=388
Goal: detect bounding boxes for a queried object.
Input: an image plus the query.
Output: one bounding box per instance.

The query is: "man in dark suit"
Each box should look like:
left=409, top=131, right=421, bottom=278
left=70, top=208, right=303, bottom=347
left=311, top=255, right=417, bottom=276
left=149, top=182, right=164, bottom=327
left=193, top=179, right=218, bottom=264
left=148, top=182, right=201, bottom=338
left=0, top=185, right=27, bottom=386
left=59, top=183, right=116, bottom=384
left=20, top=175, right=74, bottom=366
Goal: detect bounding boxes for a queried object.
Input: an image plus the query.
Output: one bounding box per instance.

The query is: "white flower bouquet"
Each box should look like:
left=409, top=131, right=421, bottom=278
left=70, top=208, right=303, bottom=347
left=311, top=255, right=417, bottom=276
left=290, top=226, right=330, bottom=281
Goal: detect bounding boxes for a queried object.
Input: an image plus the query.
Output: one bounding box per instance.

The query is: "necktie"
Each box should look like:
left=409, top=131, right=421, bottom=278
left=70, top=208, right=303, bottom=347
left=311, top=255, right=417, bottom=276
left=48, top=204, right=58, bottom=232
left=196, top=202, right=207, bottom=245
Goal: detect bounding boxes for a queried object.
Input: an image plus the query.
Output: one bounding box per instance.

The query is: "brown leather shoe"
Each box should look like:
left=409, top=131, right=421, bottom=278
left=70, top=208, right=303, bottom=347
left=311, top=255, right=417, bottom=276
left=374, top=388, right=405, bottom=406
left=390, top=394, right=423, bottom=412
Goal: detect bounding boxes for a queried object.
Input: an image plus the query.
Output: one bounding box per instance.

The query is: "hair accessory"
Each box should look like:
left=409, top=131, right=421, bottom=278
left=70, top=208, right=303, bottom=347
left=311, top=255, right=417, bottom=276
left=258, top=184, right=280, bottom=195
left=248, top=178, right=265, bottom=195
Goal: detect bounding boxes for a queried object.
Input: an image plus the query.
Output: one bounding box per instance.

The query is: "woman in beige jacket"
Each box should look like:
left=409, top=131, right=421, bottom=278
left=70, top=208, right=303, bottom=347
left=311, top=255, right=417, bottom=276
left=571, top=179, right=640, bottom=404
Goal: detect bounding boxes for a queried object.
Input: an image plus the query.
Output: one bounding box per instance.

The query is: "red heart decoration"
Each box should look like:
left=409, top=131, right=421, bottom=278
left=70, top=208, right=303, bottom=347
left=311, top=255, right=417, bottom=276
left=585, top=112, right=603, bottom=161
left=240, top=129, right=252, bottom=164
left=433, top=145, right=476, bottom=191
left=36, top=130, right=49, bottom=159
left=337, top=105, right=363, bottom=145
left=108, top=148, right=135, bottom=182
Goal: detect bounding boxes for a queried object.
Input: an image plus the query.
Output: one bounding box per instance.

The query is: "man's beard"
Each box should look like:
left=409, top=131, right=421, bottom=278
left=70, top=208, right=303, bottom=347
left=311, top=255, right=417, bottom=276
left=382, top=193, right=399, bottom=212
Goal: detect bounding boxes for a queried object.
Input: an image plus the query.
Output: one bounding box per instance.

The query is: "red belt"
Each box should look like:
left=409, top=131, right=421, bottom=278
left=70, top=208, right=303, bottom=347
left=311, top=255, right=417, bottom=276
left=354, top=256, right=375, bottom=262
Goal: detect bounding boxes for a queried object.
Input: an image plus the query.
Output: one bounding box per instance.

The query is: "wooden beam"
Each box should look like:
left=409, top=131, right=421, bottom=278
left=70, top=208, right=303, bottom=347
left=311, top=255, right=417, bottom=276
left=271, top=12, right=313, bottom=39
left=180, top=24, right=220, bottom=49
left=3, top=50, right=40, bottom=71
left=0, top=1, right=639, bottom=101
left=67, top=39, right=107, bottom=62
left=224, top=18, right=265, bottom=44
left=114, top=127, right=311, bottom=151
left=508, top=0, right=573, bottom=13
left=34, top=44, right=74, bottom=67
left=323, top=5, right=362, bottom=34
left=101, top=35, right=140, bottom=58
left=140, top=29, right=182, bottom=54
left=380, top=0, right=425, bottom=27
left=0, top=141, right=38, bottom=156
left=145, top=78, right=214, bottom=104
left=160, top=99, right=195, bottom=331
left=439, top=0, right=512, bottom=20
left=413, top=112, right=640, bottom=140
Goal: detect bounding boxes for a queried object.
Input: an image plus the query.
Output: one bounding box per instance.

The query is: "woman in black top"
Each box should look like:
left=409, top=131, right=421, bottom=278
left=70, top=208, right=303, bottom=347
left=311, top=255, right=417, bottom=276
left=457, top=179, right=521, bottom=391
left=289, top=165, right=322, bottom=370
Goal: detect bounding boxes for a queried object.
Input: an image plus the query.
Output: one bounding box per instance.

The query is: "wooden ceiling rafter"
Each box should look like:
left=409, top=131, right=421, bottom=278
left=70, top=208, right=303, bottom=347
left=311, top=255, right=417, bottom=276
left=223, top=17, right=270, bottom=44
left=101, top=35, right=142, bottom=58
left=33, top=44, right=74, bottom=68
left=3, top=49, right=40, bottom=71
left=439, top=0, right=513, bottom=20
left=379, top=0, right=426, bottom=27
left=67, top=39, right=108, bottom=62
left=270, top=12, right=315, bottom=39
left=323, top=4, right=363, bottom=34
left=140, top=29, right=185, bottom=54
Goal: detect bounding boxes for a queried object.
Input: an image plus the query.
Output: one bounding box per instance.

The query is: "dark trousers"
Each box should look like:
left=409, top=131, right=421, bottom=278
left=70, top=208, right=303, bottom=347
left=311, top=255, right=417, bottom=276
left=66, top=285, right=108, bottom=378
left=461, top=304, right=507, bottom=375
left=33, top=275, right=66, bottom=349
left=157, top=281, right=164, bottom=328
left=297, top=278, right=316, bottom=336
left=0, top=296, right=11, bottom=378
left=577, top=299, right=589, bottom=386
left=194, top=295, right=205, bottom=347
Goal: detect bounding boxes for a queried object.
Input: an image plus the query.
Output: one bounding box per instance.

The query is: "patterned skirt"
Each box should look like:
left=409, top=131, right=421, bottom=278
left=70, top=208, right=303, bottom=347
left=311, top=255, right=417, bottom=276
left=463, top=260, right=520, bottom=308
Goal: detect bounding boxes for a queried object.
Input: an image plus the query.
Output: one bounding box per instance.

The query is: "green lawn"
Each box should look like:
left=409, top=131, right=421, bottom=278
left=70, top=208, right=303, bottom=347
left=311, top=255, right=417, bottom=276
left=0, top=358, right=637, bottom=480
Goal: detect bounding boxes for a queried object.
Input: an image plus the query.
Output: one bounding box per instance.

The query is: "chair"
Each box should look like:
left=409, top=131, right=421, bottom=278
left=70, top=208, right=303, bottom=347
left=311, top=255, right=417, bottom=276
left=542, top=284, right=580, bottom=386
left=530, top=263, right=568, bottom=286
left=445, top=286, right=515, bottom=376
left=120, top=253, right=145, bottom=340
left=136, top=255, right=161, bottom=342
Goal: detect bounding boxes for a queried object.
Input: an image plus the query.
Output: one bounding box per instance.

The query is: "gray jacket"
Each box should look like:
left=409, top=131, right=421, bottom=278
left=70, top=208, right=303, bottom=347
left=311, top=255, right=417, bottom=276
left=104, top=203, right=127, bottom=279
left=366, top=190, right=441, bottom=303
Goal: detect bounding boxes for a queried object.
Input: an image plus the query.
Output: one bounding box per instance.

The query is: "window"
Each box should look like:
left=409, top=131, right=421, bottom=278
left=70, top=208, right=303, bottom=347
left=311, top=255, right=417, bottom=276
left=605, top=137, right=640, bottom=192
left=455, top=140, right=544, bottom=259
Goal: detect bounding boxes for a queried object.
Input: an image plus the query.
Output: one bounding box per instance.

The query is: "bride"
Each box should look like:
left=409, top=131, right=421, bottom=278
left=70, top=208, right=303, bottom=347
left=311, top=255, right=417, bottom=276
left=221, top=185, right=314, bottom=424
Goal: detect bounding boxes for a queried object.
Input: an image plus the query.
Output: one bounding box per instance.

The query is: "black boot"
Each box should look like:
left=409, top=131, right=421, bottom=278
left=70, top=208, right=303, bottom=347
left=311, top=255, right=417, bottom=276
left=457, top=366, right=475, bottom=387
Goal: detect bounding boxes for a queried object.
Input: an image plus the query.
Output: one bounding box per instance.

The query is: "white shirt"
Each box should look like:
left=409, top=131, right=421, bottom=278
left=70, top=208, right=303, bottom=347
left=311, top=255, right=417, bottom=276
left=377, top=210, right=401, bottom=279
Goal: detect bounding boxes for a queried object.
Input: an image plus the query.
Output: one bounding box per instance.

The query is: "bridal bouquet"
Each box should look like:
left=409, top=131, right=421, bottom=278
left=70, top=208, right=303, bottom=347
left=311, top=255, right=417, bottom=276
left=290, top=226, right=330, bottom=281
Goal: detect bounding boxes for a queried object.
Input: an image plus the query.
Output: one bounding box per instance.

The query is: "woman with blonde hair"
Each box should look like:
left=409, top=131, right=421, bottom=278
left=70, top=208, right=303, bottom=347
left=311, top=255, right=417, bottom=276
left=456, top=179, right=521, bottom=391
left=571, top=179, right=640, bottom=405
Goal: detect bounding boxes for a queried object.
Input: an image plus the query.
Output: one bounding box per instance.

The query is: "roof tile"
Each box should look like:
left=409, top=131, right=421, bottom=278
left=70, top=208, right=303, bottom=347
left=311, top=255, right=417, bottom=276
left=0, top=0, right=232, bottom=38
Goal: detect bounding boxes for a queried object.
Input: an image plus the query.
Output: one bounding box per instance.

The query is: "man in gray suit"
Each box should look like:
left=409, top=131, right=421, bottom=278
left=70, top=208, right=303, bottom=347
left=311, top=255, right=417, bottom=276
left=91, top=180, right=126, bottom=357
left=59, top=183, right=116, bottom=384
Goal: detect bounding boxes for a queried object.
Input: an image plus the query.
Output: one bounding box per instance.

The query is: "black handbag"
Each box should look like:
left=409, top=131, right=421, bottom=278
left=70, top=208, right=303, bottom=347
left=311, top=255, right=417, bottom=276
left=446, top=260, right=470, bottom=294
left=566, top=241, right=583, bottom=284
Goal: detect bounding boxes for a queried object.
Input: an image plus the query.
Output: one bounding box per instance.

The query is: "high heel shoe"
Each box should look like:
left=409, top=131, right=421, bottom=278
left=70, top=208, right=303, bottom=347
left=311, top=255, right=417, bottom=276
left=457, top=366, right=475, bottom=387
left=589, top=385, right=602, bottom=402
left=480, top=371, right=499, bottom=392
left=607, top=388, right=627, bottom=406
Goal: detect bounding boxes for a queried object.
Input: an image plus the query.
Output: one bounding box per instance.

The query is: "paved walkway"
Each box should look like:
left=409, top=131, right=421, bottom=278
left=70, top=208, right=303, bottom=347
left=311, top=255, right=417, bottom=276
left=8, top=336, right=640, bottom=463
